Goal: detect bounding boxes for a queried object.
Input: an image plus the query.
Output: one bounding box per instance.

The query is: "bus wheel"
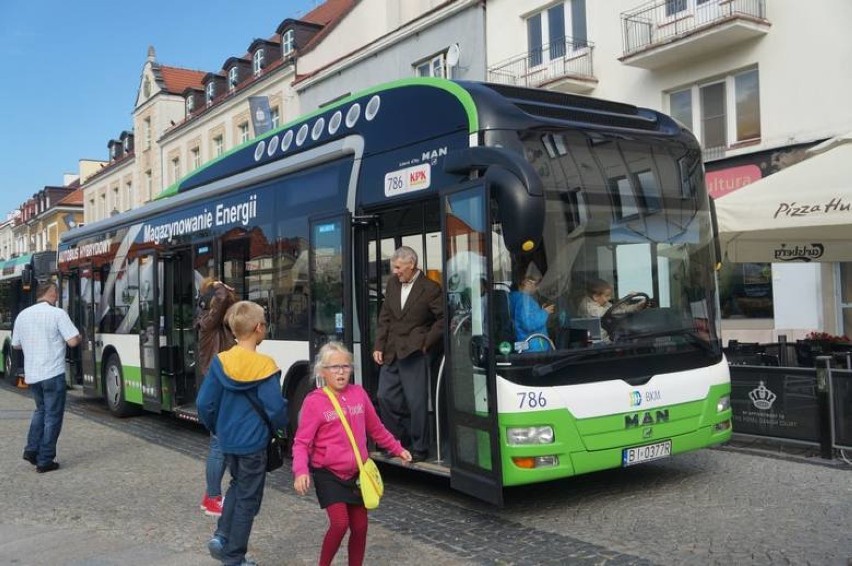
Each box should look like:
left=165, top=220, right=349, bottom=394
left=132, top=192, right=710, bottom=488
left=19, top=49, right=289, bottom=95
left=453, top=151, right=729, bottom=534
left=104, top=354, right=136, bottom=417
left=3, top=349, right=11, bottom=382
left=285, top=374, right=313, bottom=455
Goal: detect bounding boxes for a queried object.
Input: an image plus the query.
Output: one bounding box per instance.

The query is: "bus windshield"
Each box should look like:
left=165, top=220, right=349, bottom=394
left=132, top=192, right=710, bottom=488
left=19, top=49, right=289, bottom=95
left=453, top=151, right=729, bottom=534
left=449, top=129, right=722, bottom=386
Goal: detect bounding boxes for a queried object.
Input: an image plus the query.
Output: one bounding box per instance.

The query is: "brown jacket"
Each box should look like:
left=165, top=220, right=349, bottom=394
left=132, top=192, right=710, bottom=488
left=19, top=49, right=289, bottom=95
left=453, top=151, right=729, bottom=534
left=196, top=285, right=236, bottom=377
left=373, top=272, right=444, bottom=364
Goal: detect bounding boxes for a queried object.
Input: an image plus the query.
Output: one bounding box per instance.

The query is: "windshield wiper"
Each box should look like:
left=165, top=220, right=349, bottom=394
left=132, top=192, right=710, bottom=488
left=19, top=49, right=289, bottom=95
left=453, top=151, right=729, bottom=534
left=532, top=329, right=716, bottom=378
left=532, top=347, right=613, bottom=378
left=618, top=328, right=716, bottom=354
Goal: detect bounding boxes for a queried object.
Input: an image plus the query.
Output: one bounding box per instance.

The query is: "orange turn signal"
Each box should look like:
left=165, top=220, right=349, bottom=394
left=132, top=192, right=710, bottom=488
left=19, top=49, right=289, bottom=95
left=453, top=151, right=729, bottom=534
left=512, top=457, right=536, bottom=469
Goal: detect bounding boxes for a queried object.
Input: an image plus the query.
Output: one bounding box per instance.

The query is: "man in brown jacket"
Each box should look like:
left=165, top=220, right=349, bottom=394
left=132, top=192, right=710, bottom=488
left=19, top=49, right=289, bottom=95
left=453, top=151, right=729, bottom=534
left=372, top=246, right=443, bottom=462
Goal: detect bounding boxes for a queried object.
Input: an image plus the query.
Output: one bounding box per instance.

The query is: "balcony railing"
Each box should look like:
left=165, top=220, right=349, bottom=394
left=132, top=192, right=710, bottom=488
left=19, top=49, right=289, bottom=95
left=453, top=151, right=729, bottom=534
left=488, top=37, right=595, bottom=92
left=622, top=0, right=767, bottom=56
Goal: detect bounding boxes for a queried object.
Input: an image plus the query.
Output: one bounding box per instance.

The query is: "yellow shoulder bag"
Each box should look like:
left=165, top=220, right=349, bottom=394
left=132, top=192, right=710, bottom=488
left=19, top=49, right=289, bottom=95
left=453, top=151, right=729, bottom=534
left=323, top=387, right=384, bottom=509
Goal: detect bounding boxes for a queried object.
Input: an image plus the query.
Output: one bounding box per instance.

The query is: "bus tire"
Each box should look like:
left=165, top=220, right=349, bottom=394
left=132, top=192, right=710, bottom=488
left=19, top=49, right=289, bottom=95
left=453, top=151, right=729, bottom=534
left=103, top=354, right=137, bottom=418
left=3, top=347, right=11, bottom=382
left=285, top=373, right=313, bottom=455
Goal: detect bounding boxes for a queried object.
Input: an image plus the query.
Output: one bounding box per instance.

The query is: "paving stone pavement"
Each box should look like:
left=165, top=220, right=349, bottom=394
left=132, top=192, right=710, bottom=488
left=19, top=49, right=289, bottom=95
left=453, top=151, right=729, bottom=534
left=1, top=381, right=850, bottom=566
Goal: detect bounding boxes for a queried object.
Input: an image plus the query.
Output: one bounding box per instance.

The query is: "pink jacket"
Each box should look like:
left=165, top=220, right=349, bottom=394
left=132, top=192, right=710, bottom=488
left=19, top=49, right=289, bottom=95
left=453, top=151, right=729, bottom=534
left=292, top=384, right=404, bottom=480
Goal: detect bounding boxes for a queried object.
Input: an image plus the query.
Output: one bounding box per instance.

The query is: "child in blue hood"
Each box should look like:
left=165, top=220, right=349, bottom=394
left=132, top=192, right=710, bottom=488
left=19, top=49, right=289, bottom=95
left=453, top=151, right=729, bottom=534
left=197, top=300, right=288, bottom=566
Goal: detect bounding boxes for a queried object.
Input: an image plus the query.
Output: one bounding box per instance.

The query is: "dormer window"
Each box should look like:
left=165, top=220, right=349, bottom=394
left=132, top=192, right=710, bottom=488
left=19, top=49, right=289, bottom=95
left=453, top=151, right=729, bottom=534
left=282, top=30, right=295, bottom=56
left=206, top=82, right=215, bottom=105
left=143, top=77, right=152, bottom=98
left=253, top=49, right=265, bottom=76
left=186, top=96, right=195, bottom=114
left=228, top=67, right=239, bottom=91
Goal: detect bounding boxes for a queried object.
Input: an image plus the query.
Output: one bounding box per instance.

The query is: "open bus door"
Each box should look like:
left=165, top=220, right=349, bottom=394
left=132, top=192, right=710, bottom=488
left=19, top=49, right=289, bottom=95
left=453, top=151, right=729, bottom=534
left=61, top=270, right=84, bottom=386
left=161, top=248, right=195, bottom=409
left=441, top=182, right=504, bottom=506
left=138, top=251, right=163, bottom=412
left=307, top=213, right=353, bottom=365
left=77, top=264, right=99, bottom=396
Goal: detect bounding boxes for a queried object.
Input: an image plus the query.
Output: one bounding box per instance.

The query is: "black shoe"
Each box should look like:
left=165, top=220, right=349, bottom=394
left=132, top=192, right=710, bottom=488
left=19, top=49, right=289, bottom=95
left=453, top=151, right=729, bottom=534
left=22, top=452, right=37, bottom=466
left=36, top=462, right=60, bottom=473
left=411, top=451, right=429, bottom=463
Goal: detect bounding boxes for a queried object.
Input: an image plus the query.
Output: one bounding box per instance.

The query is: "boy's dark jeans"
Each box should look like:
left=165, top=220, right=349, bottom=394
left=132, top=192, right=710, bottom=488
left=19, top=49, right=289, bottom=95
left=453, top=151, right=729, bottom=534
left=217, top=448, right=267, bottom=564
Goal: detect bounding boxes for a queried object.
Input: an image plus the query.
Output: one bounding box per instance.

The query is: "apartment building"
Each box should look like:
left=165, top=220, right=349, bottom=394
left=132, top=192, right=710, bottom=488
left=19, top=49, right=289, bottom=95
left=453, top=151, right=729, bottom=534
left=485, top=0, right=852, bottom=342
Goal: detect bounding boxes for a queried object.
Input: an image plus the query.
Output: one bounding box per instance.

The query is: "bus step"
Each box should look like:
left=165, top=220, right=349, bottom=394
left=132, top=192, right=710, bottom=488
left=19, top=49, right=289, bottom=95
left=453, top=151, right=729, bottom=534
left=370, top=451, right=450, bottom=477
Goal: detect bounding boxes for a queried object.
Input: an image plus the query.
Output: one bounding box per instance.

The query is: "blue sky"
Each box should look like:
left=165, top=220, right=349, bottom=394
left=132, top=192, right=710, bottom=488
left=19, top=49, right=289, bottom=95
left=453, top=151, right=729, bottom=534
left=0, top=0, right=322, bottom=216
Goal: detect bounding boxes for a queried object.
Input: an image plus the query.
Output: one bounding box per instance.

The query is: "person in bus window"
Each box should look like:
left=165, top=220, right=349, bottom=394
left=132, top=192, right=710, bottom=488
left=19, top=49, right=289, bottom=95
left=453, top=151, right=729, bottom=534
left=372, top=246, right=443, bottom=463
left=293, top=342, right=411, bottom=566
left=509, top=275, right=555, bottom=352
left=197, top=301, right=287, bottom=566
left=196, top=277, right=237, bottom=517
left=13, top=281, right=81, bottom=473
left=577, top=278, right=648, bottom=341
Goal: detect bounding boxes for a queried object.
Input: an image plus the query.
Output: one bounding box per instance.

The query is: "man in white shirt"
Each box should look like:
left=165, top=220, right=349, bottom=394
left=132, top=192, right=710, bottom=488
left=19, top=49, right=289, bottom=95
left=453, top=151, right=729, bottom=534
left=12, top=281, right=81, bottom=473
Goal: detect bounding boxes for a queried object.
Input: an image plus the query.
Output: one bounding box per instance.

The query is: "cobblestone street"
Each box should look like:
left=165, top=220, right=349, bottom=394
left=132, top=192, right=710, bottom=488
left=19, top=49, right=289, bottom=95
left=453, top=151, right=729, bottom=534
left=1, top=383, right=849, bottom=565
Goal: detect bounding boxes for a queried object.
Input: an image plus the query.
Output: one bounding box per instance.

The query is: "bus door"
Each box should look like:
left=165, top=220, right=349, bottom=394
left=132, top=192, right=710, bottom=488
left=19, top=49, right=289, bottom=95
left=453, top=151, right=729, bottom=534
left=442, top=183, right=504, bottom=506
left=138, top=251, right=164, bottom=412
left=161, top=247, right=195, bottom=408
left=308, top=213, right=352, bottom=363
left=61, top=270, right=84, bottom=386
left=356, top=201, right=442, bottom=448
left=77, top=264, right=99, bottom=395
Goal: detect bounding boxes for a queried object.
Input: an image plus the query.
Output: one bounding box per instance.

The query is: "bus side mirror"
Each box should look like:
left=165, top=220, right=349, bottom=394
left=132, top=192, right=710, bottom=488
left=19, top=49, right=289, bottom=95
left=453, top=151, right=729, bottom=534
left=22, top=267, right=32, bottom=292
left=444, top=147, right=546, bottom=255
left=486, top=165, right=545, bottom=254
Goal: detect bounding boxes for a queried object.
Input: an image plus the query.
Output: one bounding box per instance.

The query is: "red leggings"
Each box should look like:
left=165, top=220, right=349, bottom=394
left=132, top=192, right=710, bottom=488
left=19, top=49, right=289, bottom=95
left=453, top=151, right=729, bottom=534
left=319, top=502, right=368, bottom=566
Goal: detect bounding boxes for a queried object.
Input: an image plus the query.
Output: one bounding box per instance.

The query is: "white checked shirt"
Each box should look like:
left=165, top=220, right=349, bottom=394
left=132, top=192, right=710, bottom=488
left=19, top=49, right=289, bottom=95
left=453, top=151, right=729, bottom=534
left=400, top=270, right=420, bottom=309
left=11, top=301, right=79, bottom=384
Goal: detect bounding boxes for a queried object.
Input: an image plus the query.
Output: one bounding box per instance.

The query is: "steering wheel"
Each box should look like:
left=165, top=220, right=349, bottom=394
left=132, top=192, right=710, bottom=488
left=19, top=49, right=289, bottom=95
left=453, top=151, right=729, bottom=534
left=601, top=292, right=650, bottom=336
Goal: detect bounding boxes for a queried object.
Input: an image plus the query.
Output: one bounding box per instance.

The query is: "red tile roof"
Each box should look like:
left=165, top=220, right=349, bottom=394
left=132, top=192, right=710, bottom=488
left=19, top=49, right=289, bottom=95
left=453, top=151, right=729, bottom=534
left=160, top=66, right=206, bottom=95
left=57, top=188, right=84, bottom=206
left=300, top=0, right=356, bottom=53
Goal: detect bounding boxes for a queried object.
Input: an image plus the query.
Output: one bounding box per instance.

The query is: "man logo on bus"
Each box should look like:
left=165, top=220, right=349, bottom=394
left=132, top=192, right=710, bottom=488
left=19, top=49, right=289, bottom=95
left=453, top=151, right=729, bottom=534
left=421, top=146, right=447, bottom=165
left=624, top=410, right=669, bottom=428
left=629, top=391, right=642, bottom=407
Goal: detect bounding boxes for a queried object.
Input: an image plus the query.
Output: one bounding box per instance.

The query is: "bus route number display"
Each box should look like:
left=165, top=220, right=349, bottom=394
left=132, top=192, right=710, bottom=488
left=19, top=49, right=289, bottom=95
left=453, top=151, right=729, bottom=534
left=517, top=390, right=548, bottom=409
left=384, top=163, right=431, bottom=197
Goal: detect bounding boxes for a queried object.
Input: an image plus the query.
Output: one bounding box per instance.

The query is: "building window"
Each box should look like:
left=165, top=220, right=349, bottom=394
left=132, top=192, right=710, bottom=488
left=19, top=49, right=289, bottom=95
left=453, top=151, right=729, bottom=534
left=143, top=77, right=152, bottom=98
left=186, top=96, right=195, bottom=114
left=206, top=82, right=215, bottom=105
left=239, top=122, right=250, bottom=144
left=271, top=107, right=280, bottom=130
left=735, top=69, right=761, bottom=142
left=144, top=117, right=152, bottom=149
left=213, top=135, right=224, bottom=157
left=125, top=181, right=132, bottom=210
left=145, top=170, right=153, bottom=201
left=415, top=53, right=447, bottom=78
left=171, top=157, right=181, bottom=183
left=191, top=147, right=201, bottom=170
left=282, top=30, right=295, bottom=56
left=228, top=67, right=239, bottom=91
left=253, top=49, right=265, bottom=75
left=112, top=187, right=120, bottom=213
left=665, top=0, right=687, bottom=17
left=668, top=68, right=761, bottom=151
left=526, top=1, right=586, bottom=66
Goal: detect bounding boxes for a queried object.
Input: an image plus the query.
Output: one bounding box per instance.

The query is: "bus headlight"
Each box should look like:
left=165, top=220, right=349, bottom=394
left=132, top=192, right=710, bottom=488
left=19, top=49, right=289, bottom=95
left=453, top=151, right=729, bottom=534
left=717, top=395, right=730, bottom=412
left=507, top=426, right=554, bottom=445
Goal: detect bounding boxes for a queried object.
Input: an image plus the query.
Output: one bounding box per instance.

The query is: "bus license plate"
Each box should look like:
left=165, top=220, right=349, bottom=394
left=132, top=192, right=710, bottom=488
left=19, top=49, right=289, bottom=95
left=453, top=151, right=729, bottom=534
left=622, top=440, right=672, bottom=467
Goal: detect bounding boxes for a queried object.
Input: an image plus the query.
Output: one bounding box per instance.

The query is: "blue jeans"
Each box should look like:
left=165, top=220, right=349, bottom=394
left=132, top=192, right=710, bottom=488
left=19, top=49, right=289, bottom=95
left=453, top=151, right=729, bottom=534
left=206, top=435, right=227, bottom=497
left=25, top=373, right=67, bottom=467
left=217, top=448, right=267, bottom=565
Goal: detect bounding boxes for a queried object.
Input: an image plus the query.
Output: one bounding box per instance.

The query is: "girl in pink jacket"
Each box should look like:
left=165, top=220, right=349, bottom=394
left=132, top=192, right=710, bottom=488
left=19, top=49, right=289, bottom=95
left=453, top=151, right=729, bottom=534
left=293, top=342, right=411, bottom=566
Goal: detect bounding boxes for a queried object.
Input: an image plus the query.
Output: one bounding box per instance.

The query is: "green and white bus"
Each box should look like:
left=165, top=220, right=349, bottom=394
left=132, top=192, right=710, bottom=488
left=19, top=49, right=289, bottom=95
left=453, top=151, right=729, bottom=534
left=0, top=251, right=57, bottom=382
left=58, top=78, right=731, bottom=504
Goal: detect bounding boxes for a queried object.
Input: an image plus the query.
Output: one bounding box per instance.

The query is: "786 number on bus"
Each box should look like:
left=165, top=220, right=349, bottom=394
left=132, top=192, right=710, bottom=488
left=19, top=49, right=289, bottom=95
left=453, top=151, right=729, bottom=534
left=517, top=391, right=547, bottom=409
